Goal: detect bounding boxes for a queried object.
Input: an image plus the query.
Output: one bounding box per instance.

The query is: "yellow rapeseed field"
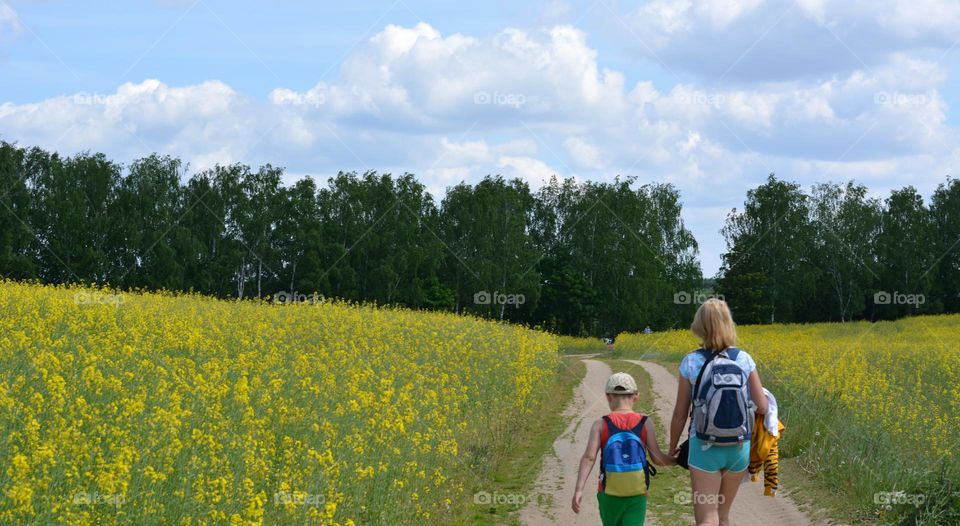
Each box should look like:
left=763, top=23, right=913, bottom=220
left=0, top=281, right=559, bottom=525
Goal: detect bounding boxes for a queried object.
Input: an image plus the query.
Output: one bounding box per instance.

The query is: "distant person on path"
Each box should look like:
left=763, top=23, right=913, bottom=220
left=669, top=299, right=768, bottom=526
left=643, top=326, right=652, bottom=334
left=572, top=372, right=676, bottom=525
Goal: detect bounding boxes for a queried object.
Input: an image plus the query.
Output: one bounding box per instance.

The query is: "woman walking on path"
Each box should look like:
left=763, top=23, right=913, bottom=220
left=669, top=299, right=768, bottom=526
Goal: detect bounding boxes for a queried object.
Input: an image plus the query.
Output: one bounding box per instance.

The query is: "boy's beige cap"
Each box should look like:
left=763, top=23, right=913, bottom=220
left=605, top=372, right=638, bottom=394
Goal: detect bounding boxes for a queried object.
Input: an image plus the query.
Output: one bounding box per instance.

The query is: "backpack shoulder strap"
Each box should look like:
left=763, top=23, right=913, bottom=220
left=630, top=415, right=648, bottom=438
left=693, top=349, right=721, bottom=399
left=602, top=415, right=619, bottom=436
left=725, top=347, right=741, bottom=361
left=600, top=415, right=617, bottom=463
left=599, top=415, right=627, bottom=483
left=600, top=416, right=612, bottom=480
left=631, top=415, right=657, bottom=488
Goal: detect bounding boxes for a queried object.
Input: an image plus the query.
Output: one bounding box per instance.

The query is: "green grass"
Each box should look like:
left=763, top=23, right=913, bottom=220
left=766, top=371, right=960, bottom=525
left=557, top=335, right=609, bottom=355
left=777, top=455, right=870, bottom=524
left=452, top=356, right=586, bottom=525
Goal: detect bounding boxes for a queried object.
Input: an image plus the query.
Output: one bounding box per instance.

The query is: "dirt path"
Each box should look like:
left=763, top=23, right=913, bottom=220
left=521, top=358, right=825, bottom=526
left=520, top=359, right=613, bottom=526
left=626, top=359, right=821, bottom=526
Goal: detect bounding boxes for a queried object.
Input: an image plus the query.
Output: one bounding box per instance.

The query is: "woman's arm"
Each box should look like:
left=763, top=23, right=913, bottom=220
left=669, top=378, right=691, bottom=454
left=643, top=418, right=676, bottom=466
left=572, top=419, right=602, bottom=513
left=748, top=369, right=768, bottom=415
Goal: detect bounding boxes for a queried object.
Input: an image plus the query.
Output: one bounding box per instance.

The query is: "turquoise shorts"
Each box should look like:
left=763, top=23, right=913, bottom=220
left=688, top=435, right=750, bottom=473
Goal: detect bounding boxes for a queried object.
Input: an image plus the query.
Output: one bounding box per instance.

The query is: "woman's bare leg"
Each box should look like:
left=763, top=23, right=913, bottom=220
left=717, top=469, right=745, bottom=526
left=690, top=467, right=722, bottom=526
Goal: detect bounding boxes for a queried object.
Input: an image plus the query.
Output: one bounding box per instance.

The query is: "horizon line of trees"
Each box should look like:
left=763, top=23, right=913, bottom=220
left=718, top=174, right=960, bottom=324
left=0, top=141, right=701, bottom=337
left=1, top=142, right=958, bottom=333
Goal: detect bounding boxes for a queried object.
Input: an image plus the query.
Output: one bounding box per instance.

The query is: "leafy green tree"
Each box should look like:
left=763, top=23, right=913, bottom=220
left=421, top=275, right=456, bottom=310
left=317, top=171, right=444, bottom=307
left=439, top=176, right=541, bottom=321
left=27, top=150, right=121, bottom=284
left=181, top=165, right=246, bottom=297
left=0, top=143, right=36, bottom=279
left=237, top=164, right=285, bottom=298
left=719, top=174, right=815, bottom=324
left=716, top=271, right=770, bottom=325
left=873, top=186, right=937, bottom=318
left=931, top=178, right=960, bottom=312
left=646, top=182, right=702, bottom=324
left=808, top=182, right=881, bottom=321
left=531, top=177, right=699, bottom=335
left=531, top=177, right=597, bottom=333
left=532, top=251, right=598, bottom=335
left=111, top=154, right=190, bottom=290
left=274, top=177, right=325, bottom=295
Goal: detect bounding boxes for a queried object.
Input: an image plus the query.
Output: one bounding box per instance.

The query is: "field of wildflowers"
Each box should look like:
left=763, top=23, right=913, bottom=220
left=0, top=281, right=559, bottom=525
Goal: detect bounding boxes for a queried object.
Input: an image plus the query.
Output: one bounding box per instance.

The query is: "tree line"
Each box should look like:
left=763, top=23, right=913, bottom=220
left=718, top=174, right=960, bottom=324
left=3, top=142, right=957, bottom=332
left=0, top=141, right=702, bottom=337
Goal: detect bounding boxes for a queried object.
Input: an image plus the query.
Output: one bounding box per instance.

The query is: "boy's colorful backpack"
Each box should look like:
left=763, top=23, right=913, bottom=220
left=691, top=348, right=755, bottom=444
left=600, top=415, right=656, bottom=496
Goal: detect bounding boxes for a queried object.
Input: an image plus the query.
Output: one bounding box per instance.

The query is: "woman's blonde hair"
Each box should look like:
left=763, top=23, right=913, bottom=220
left=691, top=298, right=737, bottom=351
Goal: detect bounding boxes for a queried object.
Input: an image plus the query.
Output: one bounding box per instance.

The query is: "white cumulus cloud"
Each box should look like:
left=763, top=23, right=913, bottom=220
left=0, top=15, right=957, bottom=275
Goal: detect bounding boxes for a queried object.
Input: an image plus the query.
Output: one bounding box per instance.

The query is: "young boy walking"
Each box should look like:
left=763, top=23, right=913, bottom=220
left=572, top=372, right=676, bottom=525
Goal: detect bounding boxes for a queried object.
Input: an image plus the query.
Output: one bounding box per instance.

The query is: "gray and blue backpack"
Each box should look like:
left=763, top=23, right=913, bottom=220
left=691, top=348, right=755, bottom=444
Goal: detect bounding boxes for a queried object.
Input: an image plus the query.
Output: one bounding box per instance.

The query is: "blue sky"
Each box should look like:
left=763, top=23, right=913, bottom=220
left=2, top=0, right=959, bottom=276
left=1, top=1, right=682, bottom=101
